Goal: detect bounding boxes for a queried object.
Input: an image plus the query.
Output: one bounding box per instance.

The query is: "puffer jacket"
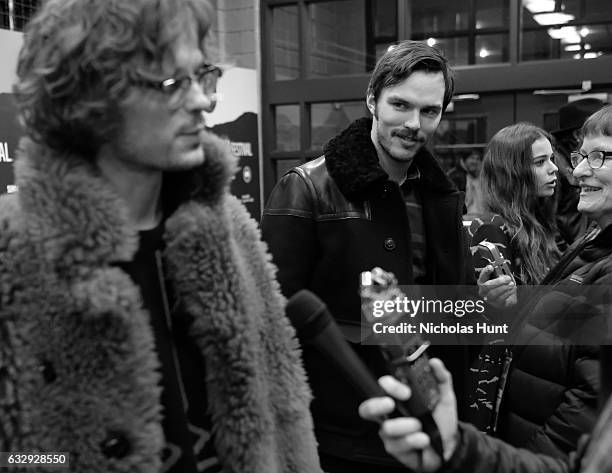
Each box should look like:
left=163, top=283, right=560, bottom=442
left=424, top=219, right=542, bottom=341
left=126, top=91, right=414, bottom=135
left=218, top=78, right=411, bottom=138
left=0, top=132, right=322, bottom=473
left=445, top=387, right=612, bottom=473
left=496, top=225, right=612, bottom=459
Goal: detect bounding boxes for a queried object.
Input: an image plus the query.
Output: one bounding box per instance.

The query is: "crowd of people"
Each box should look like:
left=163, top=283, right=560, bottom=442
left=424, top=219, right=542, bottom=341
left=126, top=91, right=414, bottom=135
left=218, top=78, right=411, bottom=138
left=1, top=0, right=611, bottom=472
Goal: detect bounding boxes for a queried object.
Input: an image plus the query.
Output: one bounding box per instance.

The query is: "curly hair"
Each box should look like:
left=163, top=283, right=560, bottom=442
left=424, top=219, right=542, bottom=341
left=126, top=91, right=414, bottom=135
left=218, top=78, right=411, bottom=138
left=366, top=40, right=455, bottom=110
left=482, top=122, right=560, bottom=284
left=14, top=0, right=213, bottom=157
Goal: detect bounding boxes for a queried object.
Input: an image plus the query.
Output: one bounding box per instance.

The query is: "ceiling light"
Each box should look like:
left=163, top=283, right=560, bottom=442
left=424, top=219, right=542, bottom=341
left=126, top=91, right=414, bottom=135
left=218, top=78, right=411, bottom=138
left=427, top=37, right=436, bottom=47
left=533, top=12, right=575, bottom=25
left=479, top=48, right=490, bottom=58
left=547, top=26, right=575, bottom=39
left=547, top=26, right=580, bottom=43
left=580, top=27, right=590, bottom=37
left=522, top=0, right=555, bottom=14
left=573, top=53, right=581, bottom=60
left=585, top=43, right=592, bottom=50
left=583, top=52, right=603, bottom=59
left=561, top=34, right=581, bottom=44
left=564, top=44, right=581, bottom=52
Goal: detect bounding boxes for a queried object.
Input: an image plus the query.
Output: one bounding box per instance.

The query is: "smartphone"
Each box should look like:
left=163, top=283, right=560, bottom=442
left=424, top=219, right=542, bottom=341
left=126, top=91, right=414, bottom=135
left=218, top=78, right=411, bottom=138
left=477, top=240, right=515, bottom=283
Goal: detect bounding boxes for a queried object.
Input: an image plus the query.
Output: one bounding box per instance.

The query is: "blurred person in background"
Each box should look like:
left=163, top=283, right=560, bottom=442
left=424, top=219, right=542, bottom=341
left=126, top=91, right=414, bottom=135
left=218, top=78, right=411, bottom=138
left=447, top=149, right=485, bottom=217
left=0, top=0, right=321, bottom=472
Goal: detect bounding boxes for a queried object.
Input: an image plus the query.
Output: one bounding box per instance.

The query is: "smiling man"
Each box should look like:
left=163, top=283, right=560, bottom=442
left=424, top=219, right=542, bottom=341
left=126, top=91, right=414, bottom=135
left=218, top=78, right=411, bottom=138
left=262, top=41, right=475, bottom=473
left=0, top=1, right=322, bottom=472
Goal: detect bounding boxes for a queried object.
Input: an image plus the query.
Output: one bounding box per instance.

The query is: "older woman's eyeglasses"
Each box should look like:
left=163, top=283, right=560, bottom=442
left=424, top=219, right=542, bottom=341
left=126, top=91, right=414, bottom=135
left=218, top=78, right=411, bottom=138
left=570, top=150, right=612, bottom=169
left=131, top=64, right=222, bottom=104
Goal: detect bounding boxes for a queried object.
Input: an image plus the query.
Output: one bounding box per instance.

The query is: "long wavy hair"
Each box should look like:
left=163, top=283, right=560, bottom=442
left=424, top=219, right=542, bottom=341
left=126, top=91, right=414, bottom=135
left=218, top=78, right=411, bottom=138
left=14, top=0, right=213, bottom=157
left=482, top=122, right=560, bottom=284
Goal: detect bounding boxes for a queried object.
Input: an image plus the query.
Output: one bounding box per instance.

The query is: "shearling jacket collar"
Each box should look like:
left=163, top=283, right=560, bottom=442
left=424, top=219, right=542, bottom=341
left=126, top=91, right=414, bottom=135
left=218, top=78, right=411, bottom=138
left=13, top=131, right=237, bottom=271
left=323, top=116, right=457, bottom=199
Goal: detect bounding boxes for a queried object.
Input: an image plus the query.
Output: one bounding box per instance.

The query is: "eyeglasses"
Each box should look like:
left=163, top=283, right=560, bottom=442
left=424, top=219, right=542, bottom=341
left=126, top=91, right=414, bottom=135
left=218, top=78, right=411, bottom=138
left=570, top=150, right=612, bottom=169
left=131, top=63, right=222, bottom=106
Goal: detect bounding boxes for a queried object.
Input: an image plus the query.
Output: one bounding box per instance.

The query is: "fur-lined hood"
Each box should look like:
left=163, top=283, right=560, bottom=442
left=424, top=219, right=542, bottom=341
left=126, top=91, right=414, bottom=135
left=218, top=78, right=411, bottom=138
left=323, top=116, right=457, bottom=199
left=0, top=133, right=321, bottom=472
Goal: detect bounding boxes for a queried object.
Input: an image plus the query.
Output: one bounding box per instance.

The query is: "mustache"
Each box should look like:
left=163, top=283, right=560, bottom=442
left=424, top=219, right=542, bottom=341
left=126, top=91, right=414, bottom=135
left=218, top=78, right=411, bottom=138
left=392, top=129, right=424, bottom=141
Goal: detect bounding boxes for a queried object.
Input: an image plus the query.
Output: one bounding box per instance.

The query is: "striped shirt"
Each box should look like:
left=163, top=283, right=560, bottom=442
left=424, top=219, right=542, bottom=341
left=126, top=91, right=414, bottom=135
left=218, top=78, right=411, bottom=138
left=400, top=166, right=428, bottom=283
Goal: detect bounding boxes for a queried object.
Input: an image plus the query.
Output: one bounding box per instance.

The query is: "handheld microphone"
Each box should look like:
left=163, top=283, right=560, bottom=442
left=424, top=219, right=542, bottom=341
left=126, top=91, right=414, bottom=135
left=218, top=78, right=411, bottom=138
left=286, top=289, right=444, bottom=459
left=286, top=289, right=385, bottom=399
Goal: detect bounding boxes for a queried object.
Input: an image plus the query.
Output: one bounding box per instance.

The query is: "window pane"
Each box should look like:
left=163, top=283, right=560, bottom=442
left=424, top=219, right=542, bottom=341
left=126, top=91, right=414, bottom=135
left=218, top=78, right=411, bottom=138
left=375, top=43, right=393, bottom=62
left=428, top=37, right=469, bottom=66
left=559, top=24, right=612, bottom=60
left=310, top=101, right=367, bottom=149
left=475, top=34, right=509, bottom=64
left=475, top=0, right=509, bottom=29
left=434, top=117, right=487, bottom=147
left=521, top=29, right=558, bottom=61
left=275, top=105, right=300, bottom=151
left=373, top=0, right=397, bottom=37
left=272, top=5, right=299, bottom=80
left=412, top=0, right=470, bottom=35
left=309, top=0, right=368, bottom=77
left=412, top=0, right=508, bottom=66
left=0, top=1, right=9, bottom=29
left=564, top=0, right=612, bottom=23
left=13, top=0, right=40, bottom=31
left=521, top=0, right=612, bottom=61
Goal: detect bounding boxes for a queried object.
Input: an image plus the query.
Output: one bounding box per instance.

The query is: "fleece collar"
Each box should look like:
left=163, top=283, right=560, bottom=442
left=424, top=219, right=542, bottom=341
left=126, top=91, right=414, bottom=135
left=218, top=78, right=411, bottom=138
left=323, top=116, right=458, bottom=199
left=13, top=131, right=237, bottom=271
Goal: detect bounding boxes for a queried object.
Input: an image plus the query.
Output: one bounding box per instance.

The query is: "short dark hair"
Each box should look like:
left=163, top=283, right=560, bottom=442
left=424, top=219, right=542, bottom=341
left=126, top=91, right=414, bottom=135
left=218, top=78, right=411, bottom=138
left=366, top=40, right=455, bottom=109
left=14, top=0, right=213, bottom=157
left=582, top=104, right=612, bottom=139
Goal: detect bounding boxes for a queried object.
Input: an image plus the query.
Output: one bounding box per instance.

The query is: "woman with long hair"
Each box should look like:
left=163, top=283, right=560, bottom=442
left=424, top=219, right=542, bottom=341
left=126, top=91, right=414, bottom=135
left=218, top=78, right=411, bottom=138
left=480, top=122, right=560, bottom=284
left=467, top=123, right=560, bottom=437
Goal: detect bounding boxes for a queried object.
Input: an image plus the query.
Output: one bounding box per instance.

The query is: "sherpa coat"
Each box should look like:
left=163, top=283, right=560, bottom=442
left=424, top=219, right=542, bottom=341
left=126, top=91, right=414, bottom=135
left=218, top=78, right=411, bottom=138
left=0, top=132, right=322, bottom=473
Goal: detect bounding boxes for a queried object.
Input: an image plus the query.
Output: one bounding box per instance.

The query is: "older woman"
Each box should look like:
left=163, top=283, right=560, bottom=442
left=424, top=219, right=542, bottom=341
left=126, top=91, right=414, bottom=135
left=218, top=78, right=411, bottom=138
left=359, top=104, right=612, bottom=473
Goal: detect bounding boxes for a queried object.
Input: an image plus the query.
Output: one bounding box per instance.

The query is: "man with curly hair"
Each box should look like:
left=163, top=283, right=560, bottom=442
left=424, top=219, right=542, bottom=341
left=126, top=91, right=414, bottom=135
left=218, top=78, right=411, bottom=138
left=0, top=1, right=321, bottom=472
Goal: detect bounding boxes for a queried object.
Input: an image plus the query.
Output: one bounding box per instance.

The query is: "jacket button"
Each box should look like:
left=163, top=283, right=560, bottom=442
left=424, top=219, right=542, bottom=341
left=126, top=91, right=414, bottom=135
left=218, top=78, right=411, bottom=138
left=384, top=238, right=396, bottom=251
left=101, top=430, right=131, bottom=459
left=39, top=360, right=57, bottom=383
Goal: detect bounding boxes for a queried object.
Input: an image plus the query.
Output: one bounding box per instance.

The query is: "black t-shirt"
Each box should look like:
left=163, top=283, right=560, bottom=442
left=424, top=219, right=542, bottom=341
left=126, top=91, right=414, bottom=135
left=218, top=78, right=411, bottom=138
left=117, top=224, right=221, bottom=473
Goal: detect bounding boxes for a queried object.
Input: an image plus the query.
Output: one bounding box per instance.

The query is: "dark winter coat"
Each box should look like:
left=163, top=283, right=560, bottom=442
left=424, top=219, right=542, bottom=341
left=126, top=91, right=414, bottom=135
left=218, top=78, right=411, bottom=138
left=496, top=225, right=612, bottom=458
left=445, top=386, right=612, bottom=473
left=444, top=421, right=570, bottom=473
left=0, top=133, right=322, bottom=473
left=262, top=117, right=475, bottom=470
